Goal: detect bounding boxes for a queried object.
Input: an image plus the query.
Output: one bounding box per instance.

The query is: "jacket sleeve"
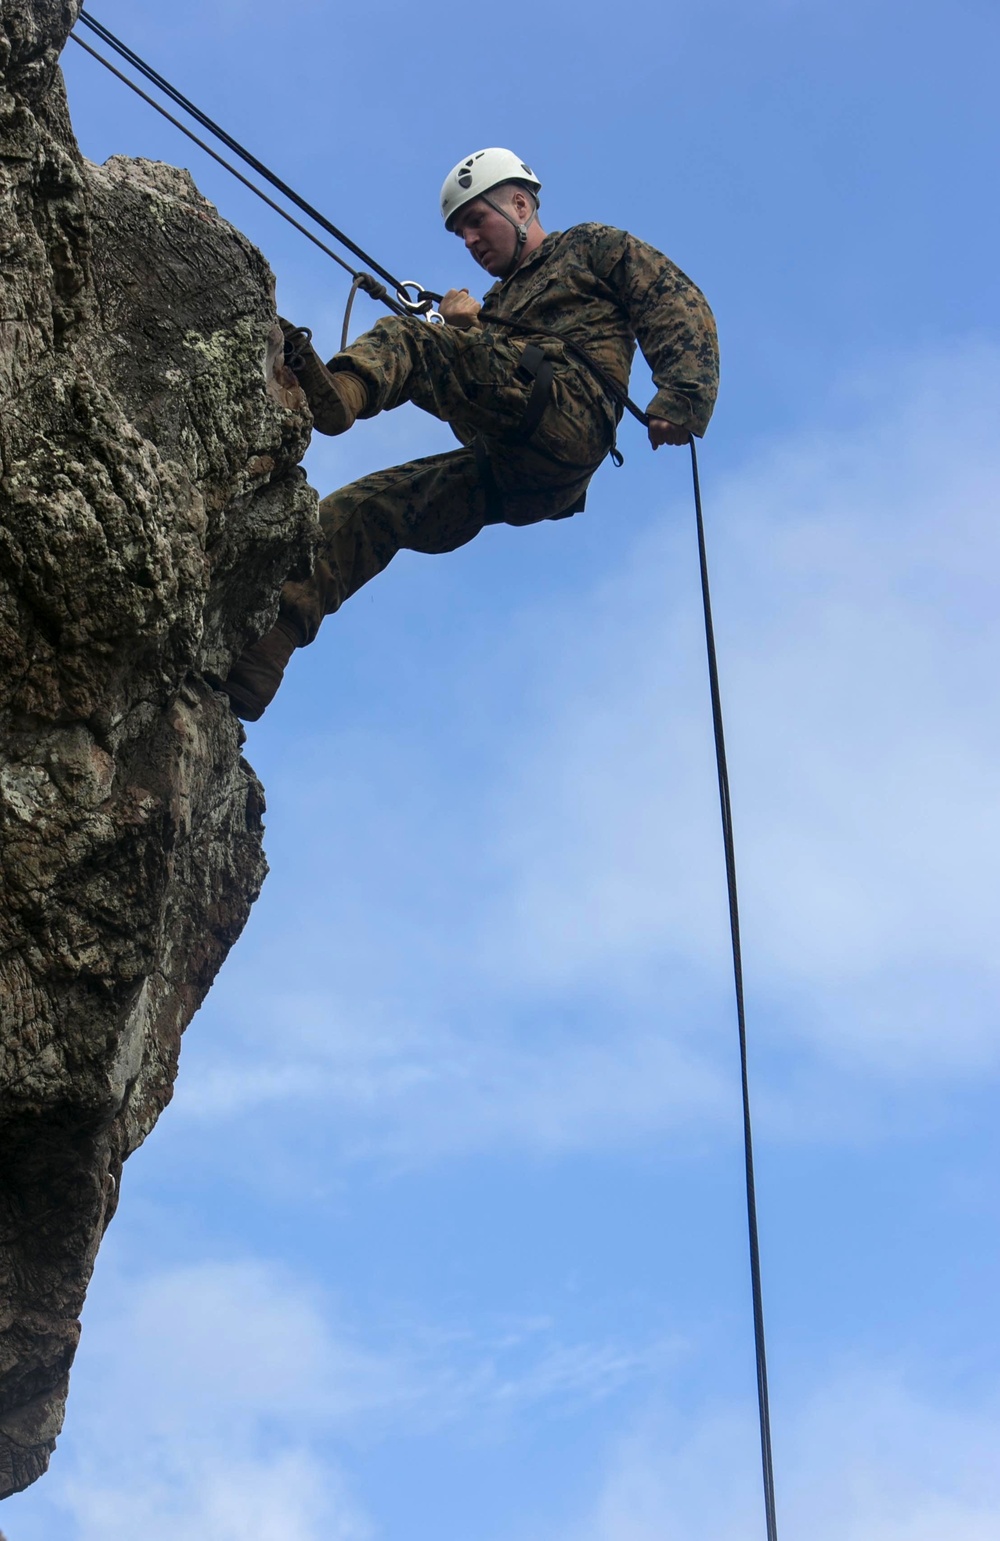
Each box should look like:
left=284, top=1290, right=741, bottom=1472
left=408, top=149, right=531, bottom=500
left=604, top=231, right=720, bottom=436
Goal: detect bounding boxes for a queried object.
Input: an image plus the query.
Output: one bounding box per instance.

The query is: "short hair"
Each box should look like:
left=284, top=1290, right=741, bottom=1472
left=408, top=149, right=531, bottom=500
left=492, top=180, right=539, bottom=213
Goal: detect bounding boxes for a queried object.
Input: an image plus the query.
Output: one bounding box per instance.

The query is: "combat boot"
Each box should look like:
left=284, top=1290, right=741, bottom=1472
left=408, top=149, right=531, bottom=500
left=221, top=615, right=305, bottom=722
left=279, top=317, right=368, bottom=436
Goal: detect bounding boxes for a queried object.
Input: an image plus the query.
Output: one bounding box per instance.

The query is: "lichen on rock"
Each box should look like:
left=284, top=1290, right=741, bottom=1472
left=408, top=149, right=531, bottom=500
left=0, top=0, right=317, bottom=1496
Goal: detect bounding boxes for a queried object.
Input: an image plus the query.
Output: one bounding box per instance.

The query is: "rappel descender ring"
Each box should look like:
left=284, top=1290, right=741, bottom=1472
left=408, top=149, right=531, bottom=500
left=395, top=280, right=445, bottom=325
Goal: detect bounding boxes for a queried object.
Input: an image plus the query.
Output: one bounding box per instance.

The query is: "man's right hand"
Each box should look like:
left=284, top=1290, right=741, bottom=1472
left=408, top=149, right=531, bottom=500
left=648, top=418, right=691, bottom=449
left=440, top=288, right=482, bottom=330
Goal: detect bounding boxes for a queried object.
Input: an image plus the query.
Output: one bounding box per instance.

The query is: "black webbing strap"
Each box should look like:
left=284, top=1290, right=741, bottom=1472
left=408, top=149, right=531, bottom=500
left=511, top=343, right=555, bottom=444
left=480, top=315, right=647, bottom=465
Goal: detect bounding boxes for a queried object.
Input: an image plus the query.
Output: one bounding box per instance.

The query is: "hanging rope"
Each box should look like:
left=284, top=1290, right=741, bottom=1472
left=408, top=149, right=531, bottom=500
left=68, top=18, right=780, bottom=1535
left=690, top=441, right=778, bottom=1541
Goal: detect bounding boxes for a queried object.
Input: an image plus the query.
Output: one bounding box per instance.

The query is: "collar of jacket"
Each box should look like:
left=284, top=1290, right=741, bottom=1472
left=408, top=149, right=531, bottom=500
left=484, top=228, right=565, bottom=296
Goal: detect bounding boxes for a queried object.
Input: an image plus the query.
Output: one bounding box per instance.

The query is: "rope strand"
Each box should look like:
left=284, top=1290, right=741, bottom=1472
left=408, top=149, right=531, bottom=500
left=69, top=38, right=348, bottom=281
left=76, top=10, right=412, bottom=305
left=690, top=440, right=779, bottom=1541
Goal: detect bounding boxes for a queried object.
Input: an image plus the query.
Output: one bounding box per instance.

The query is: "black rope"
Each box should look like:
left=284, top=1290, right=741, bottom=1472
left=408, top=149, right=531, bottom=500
left=690, top=440, right=778, bottom=1541
left=74, top=11, right=413, bottom=311
left=69, top=31, right=404, bottom=319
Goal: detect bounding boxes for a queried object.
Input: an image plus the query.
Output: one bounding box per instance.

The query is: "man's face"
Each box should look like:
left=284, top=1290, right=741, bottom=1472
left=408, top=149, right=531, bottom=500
left=451, top=198, right=518, bottom=277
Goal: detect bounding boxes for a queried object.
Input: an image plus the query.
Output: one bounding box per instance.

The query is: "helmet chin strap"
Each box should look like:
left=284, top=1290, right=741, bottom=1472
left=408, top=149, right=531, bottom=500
left=481, top=193, right=538, bottom=279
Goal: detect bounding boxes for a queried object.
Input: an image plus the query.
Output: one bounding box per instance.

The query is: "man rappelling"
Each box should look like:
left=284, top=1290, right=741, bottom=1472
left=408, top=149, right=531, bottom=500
left=223, top=148, right=720, bottom=721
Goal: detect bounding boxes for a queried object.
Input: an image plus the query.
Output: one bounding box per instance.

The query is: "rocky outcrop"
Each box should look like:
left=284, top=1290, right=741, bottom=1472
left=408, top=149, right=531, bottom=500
left=0, top=0, right=317, bottom=1494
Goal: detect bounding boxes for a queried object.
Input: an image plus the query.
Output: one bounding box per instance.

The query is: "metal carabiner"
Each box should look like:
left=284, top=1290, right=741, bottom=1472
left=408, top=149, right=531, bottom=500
left=395, top=281, right=447, bottom=324
left=395, top=280, right=434, bottom=315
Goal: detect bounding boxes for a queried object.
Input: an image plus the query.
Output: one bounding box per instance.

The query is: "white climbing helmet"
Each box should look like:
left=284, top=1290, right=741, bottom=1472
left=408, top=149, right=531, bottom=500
left=440, top=147, right=542, bottom=231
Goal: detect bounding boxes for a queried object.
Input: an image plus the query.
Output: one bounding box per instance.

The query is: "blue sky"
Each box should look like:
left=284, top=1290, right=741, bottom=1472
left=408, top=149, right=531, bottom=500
left=6, top=0, right=1000, bottom=1537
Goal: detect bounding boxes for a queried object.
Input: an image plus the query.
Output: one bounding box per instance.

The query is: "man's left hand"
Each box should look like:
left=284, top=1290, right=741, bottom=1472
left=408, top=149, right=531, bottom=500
left=648, top=418, right=691, bottom=449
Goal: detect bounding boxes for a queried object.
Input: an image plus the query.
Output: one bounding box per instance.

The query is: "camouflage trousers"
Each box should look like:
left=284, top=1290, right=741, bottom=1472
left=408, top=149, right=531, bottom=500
left=280, top=316, right=616, bottom=642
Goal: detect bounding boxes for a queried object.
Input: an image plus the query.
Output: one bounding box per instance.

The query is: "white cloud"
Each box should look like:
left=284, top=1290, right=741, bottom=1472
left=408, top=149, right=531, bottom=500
left=549, top=1370, right=1000, bottom=1541
left=61, top=1451, right=365, bottom=1541
left=6, top=1261, right=381, bottom=1541
left=176, top=992, right=729, bottom=1157
left=80, top=1260, right=408, bottom=1430
left=8, top=1257, right=674, bottom=1540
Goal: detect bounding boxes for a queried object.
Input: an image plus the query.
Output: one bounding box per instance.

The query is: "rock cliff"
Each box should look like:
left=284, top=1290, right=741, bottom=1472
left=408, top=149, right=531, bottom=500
left=0, top=0, right=317, bottom=1495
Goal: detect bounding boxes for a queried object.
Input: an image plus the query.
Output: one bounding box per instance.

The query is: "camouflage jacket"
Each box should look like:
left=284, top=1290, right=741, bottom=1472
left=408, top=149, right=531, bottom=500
left=478, top=223, right=719, bottom=437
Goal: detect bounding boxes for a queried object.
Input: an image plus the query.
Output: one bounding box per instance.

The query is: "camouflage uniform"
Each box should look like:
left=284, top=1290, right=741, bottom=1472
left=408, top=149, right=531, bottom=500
left=283, top=223, right=719, bottom=640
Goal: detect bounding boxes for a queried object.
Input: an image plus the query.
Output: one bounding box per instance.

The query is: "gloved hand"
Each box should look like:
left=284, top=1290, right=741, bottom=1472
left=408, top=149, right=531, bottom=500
left=440, top=288, right=482, bottom=330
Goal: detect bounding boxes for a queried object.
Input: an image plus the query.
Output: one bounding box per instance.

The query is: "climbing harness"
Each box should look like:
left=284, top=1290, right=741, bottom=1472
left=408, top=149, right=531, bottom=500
left=473, top=347, right=588, bottom=526
left=474, top=342, right=595, bottom=525
left=403, top=302, right=646, bottom=467
left=69, top=17, right=779, bottom=1539
left=480, top=312, right=642, bottom=464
